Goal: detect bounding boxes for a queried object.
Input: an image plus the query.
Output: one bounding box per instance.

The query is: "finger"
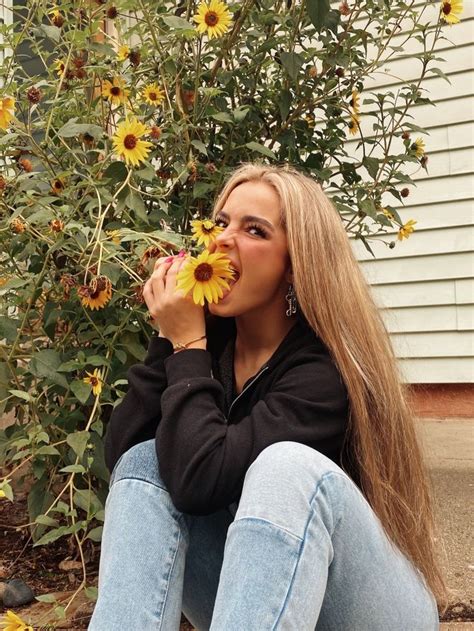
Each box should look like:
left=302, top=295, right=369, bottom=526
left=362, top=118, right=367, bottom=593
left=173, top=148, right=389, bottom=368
left=153, top=256, right=175, bottom=270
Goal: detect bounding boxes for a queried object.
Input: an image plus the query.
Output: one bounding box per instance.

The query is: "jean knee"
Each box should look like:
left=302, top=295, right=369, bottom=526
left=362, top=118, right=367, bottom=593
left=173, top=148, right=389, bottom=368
left=110, top=439, right=164, bottom=489
left=235, top=442, right=349, bottom=538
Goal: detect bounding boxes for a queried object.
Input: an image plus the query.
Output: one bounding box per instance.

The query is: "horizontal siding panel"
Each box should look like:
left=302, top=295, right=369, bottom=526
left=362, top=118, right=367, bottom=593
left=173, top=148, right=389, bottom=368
left=398, top=357, right=474, bottom=383
left=457, top=304, right=474, bottom=330
left=391, top=331, right=474, bottom=358
left=456, top=279, right=474, bottom=303
left=353, top=225, right=474, bottom=261
left=372, top=280, right=457, bottom=308
left=365, top=44, right=474, bottom=89
left=373, top=200, right=474, bottom=230
left=361, top=251, right=473, bottom=285
left=381, top=304, right=473, bottom=333
left=412, top=146, right=473, bottom=180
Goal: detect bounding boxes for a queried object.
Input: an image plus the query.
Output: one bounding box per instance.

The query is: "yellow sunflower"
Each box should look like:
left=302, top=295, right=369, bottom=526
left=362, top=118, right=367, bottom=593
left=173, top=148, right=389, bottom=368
left=112, top=117, right=152, bottom=167
left=193, top=0, right=232, bottom=39
left=347, top=112, right=360, bottom=136
left=102, top=77, right=129, bottom=106
left=54, top=59, right=66, bottom=77
left=190, top=219, right=224, bottom=248
left=411, top=137, right=425, bottom=158
left=350, top=89, right=360, bottom=115
left=83, top=368, right=103, bottom=396
left=142, top=83, right=165, bottom=107
left=175, top=250, right=235, bottom=306
left=440, top=0, right=462, bottom=24
left=78, top=275, right=113, bottom=310
left=106, top=229, right=121, bottom=245
left=117, top=44, right=130, bottom=61
left=0, top=96, right=15, bottom=130
left=1, top=609, right=33, bottom=631
left=397, top=219, right=417, bottom=241
left=0, top=490, right=5, bottom=498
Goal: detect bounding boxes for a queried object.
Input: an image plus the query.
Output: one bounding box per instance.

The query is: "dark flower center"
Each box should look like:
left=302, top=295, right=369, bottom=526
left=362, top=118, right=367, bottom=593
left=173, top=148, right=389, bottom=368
left=111, top=86, right=121, bottom=96
left=442, top=2, right=451, bottom=14
left=124, top=134, right=137, bottom=149
left=203, top=224, right=214, bottom=234
left=194, top=263, right=213, bottom=281
left=148, top=91, right=157, bottom=100
left=205, top=11, right=219, bottom=26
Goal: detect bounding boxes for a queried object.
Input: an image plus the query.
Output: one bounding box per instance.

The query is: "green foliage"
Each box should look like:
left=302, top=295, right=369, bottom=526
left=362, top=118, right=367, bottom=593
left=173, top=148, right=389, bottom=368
left=0, top=0, right=449, bottom=616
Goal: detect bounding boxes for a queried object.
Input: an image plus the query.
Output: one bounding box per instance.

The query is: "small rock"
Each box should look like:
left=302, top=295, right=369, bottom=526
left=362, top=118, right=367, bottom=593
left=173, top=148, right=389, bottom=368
left=1, top=577, right=35, bottom=607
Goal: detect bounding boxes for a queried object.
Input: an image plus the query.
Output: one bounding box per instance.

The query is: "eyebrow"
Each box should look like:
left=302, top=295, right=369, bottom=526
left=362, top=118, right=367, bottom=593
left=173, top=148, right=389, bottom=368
left=215, top=210, right=275, bottom=232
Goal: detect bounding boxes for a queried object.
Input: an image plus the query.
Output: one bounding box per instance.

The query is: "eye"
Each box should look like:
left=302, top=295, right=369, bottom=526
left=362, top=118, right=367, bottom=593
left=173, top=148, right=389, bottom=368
left=247, top=223, right=268, bottom=238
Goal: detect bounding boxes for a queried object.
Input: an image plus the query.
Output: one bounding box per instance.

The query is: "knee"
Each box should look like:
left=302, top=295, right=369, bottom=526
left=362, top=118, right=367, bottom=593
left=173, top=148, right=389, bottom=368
left=235, top=442, right=348, bottom=538
left=246, top=441, right=341, bottom=488
left=110, top=439, right=164, bottom=489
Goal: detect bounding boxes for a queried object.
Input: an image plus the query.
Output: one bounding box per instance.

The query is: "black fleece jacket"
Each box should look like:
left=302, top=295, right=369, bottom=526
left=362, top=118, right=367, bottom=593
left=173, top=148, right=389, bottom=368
left=104, top=313, right=352, bottom=515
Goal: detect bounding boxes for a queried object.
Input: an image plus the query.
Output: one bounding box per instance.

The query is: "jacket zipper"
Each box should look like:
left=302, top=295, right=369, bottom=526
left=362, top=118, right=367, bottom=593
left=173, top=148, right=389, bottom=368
left=228, top=365, right=269, bottom=418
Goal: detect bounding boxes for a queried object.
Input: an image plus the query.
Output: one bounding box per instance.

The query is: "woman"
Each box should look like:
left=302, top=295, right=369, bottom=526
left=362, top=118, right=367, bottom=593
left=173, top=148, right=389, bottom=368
left=89, top=164, right=446, bottom=630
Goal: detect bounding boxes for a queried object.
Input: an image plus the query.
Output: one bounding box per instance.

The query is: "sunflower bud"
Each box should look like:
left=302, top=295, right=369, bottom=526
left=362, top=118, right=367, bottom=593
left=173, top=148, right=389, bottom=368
left=401, top=131, right=410, bottom=140
left=308, top=66, right=318, bottom=78
left=335, top=67, right=345, bottom=78
left=27, top=86, right=42, bottom=104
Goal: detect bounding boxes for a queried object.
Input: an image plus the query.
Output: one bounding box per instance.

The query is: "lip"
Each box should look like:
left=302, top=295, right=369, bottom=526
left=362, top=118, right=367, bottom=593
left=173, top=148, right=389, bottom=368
left=221, top=275, right=240, bottom=300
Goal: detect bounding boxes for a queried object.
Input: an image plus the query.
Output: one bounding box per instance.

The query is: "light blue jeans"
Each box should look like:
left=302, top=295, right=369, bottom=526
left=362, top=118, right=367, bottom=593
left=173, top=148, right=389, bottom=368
left=88, top=440, right=439, bottom=630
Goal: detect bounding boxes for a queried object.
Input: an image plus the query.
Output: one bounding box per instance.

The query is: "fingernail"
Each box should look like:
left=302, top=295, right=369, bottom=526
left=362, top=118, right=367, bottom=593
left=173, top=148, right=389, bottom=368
left=178, top=250, right=186, bottom=257
left=165, top=257, right=174, bottom=262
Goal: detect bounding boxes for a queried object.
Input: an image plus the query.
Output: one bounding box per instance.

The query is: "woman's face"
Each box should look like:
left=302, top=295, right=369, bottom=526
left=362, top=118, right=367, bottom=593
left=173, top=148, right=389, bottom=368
left=207, top=180, right=292, bottom=318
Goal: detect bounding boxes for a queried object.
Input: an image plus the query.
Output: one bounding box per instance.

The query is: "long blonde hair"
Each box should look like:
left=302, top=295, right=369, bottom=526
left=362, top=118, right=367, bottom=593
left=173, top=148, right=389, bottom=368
left=212, top=163, right=448, bottom=609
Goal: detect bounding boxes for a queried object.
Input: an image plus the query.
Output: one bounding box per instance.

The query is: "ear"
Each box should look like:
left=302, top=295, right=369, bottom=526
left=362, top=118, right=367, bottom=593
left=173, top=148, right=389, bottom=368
left=285, top=267, right=293, bottom=284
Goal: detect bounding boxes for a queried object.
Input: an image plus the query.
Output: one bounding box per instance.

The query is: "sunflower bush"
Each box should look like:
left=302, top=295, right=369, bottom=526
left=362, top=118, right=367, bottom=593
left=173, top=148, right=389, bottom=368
left=0, top=0, right=459, bottom=619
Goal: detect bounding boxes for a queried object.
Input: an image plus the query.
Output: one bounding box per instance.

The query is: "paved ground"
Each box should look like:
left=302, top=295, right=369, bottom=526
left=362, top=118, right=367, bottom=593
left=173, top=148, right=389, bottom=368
left=416, top=419, right=473, bottom=629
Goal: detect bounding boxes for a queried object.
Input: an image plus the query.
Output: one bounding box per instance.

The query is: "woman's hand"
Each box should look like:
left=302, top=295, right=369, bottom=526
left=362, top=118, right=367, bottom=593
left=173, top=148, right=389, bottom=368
left=143, top=254, right=206, bottom=345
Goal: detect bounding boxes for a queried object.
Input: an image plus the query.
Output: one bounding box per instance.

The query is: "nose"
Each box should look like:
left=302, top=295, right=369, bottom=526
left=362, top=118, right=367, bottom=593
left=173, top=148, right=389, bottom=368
left=210, top=224, right=235, bottom=253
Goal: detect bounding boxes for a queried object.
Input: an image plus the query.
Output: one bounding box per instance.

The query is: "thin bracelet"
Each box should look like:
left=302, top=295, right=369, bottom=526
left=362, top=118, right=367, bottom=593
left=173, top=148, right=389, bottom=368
left=172, top=334, right=207, bottom=352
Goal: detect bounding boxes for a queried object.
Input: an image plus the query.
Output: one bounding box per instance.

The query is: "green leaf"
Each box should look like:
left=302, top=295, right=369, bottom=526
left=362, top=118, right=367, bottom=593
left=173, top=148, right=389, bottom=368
left=9, top=389, right=33, bottom=402
left=69, top=379, right=92, bottom=403
left=125, top=190, right=149, bottom=224
left=35, top=515, right=60, bottom=527
left=73, top=488, right=102, bottom=516
left=86, top=526, right=103, bottom=542
left=193, top=181, right=214, bottom=199
left=363, top=157, right=379, bottom=180
left=279, top=52, right=304, bottom=80
left=245, top=142, right=276, bottom=160
left=359, top=199, right=377, bottom=220
left=104, top=161, right=129, bottom=183
left=35, top=594, right=58, bottom=604
left=161, top=15, right=194, bottom=30
left=84, top=586, right=99, bottom=601
left=427, top=67, right=451, bottom=84
left=211, top=112, right=234, bottom=123
left=278, top=90, right=291, bottom=121
left=232, top=107, right=250, bottom=123
left=29, top=350, right=69, bottom=389
left=58, top=120, right=103, bottom=140
left=36, top=445, right=61, bottom=456
left=33, top=24, right=61, bottom=43
left=191, top=139, right=208, bottom=155
left=66, top=430, right=90, bottom=459
left=60, top=464, right=86, bottom=473
left=0, top=317, right=19, bottom=342
left=0, top=480, right=13, bottom=502
left=307, top=0, right=330, bottom=31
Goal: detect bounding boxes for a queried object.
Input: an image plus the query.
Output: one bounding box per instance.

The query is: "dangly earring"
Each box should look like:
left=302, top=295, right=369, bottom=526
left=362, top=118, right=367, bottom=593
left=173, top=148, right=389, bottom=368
left=285, top=283, right=298, bottom=316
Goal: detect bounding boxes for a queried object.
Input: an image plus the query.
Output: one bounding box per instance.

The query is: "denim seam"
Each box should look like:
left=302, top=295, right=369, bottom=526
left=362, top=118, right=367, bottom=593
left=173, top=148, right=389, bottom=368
left=157, top=515, right=183, bottom=631
left=272, top=471, right=343, bottom=630
left=231, top=516, right=304, bottom=543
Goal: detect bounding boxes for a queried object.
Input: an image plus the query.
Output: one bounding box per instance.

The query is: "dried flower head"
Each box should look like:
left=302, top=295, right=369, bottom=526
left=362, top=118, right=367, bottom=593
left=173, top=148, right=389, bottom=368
left=150, top=125, right=162, bottom=140
left=129, top=49, right=141, bottom=67
left=50, top=218, right=65, bottom=233
left=400, top=188, right=410, bottom=198
left=60, top=273, right=76, bottom=299
left=308, top=65, right=318, bottom=78
left=0, top=176, right=6, bottom=193
left=339, top=1, right=351, bottom=16
left=26, top=86, right=42, bottom=104
left=107, top=6, right=118, bottom=19
left=18, top=158, right=33, bottom=172
left=10, top=218, right=27, bottom=233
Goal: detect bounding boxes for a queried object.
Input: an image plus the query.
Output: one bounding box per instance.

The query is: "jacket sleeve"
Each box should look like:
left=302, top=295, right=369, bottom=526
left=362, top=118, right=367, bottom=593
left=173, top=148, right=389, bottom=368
left=104, top=336, right=174, bottom=473
left=156, top=346, right=348, bottom=515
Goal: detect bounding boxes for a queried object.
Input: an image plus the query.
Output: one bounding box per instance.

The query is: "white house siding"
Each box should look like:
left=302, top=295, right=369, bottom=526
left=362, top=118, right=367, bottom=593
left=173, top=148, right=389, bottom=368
left=0, top=0, right=13, bottom=70
left=348, top=2, right=474, bottom=384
